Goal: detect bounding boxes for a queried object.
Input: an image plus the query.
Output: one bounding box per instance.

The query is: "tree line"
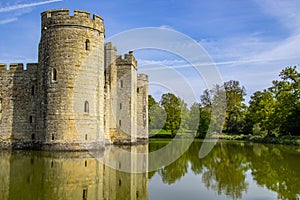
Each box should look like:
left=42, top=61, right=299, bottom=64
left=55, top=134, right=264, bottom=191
left=149, top=66, right=300, bottom=137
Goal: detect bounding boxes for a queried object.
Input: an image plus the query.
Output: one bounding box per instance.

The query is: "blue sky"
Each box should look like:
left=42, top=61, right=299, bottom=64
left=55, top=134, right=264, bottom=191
left=0, top=0, right=300, bottom=104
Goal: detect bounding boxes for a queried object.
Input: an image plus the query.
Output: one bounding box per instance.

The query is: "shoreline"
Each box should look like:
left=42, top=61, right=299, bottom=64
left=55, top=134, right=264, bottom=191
left=149, top=132, right=300, bottom=146
left=0, top=138, right=149, bottom=151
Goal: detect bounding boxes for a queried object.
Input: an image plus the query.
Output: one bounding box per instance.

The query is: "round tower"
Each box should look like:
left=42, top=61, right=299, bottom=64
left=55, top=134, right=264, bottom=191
left=37, top=9, right=105, bottom=149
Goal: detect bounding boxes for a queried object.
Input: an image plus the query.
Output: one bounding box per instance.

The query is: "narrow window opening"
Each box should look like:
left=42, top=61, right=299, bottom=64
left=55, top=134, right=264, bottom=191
left=85, top=39, right=90, bottom=51
left=52, top=134, right=54, bottom=140
left=85, top=134, right=88, bottom=141
left=29, top=116, right=33, bottom=124
left=136, top=191, right=139, bottom=198
left=31, top=133, right=35, bottom=140
left=119, top=103, right=122, bottom=110
left=119, top=120, right=121, bottom=126
left=119, top=161, right=121, bottom=169
left=52, top=68, right=57, bottom=81
left=51, top=161, right=54, bottom=168
left=31, top=86, right=35, bottom=95
left=84, top=101, right=89, bottom=113
left=119, top=179, right=122, bottom=186
left=120, top=80, right=123, bottom=88
left=137, top=88, right=139, bottom=93
left=85, top=160, right=88, bottom=167
left=0, top=98, right=2, bottom=122
left=82, top=188, right=88, bottom=200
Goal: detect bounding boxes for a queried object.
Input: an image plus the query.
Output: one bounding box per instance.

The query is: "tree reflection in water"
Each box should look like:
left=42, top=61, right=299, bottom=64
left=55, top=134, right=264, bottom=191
left=149, top=140, right=300, bottom=200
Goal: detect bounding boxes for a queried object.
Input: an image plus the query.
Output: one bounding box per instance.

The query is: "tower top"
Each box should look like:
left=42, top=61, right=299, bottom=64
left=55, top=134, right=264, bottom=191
left=41, top=9, right=105, bottom=33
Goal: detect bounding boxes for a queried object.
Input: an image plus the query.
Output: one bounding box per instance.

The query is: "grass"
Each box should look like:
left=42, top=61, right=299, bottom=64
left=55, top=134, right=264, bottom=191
left=149, top=129, right=300, bottom=146
left=218, top=133, right=300, bottom=146
left=149, top=129, right=196, bottom=138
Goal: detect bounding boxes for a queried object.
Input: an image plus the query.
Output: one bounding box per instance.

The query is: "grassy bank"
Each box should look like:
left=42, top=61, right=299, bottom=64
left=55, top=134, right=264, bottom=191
left=217, top=134, right=300, bottom=146
left=149, top=129, right=195, bottom=138
left=149, top=129, right=300, bottom=146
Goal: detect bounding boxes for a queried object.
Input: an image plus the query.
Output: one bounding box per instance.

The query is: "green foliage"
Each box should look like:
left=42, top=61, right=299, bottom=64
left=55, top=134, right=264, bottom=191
left=224, top=80, right=247, bottom=134
left=149, top=104, right=166, bottom=129
left=189, top=103, right=200, bottom=130
left=247, top=91, right=276, bottom=135
left=196, top=107, right=211, bottom=138
left=148, top=95, right=167, bottom=130
left=160, top=93, right=182, bottom=136
left=179, top=99, right=190, bottom=131
left=269, top=66, right=300, bottom=136
left=148, top=66, right=300, bottom=138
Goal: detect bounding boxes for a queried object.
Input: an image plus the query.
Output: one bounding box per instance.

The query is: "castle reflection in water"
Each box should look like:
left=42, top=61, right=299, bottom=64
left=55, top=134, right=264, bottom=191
left=0, top=145, right=148, bottom=200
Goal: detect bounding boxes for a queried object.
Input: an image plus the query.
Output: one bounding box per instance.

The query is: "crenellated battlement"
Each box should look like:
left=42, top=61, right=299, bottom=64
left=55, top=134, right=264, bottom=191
left=41, top=9, right=105, bottom=33
left=0, top=9, right=148, bottom=150
left=116, top=51, right=138, bottom=68
left=0, top=63, right=37, bottom=73
left=138, top=74, right=148, bottom=82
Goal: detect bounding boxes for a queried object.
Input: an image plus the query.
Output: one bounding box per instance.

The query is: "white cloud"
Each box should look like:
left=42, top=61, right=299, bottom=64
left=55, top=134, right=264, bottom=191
left=159, top=25, right=174, bottom=30
left=0, top=0, right=62, bottom=13
left=255, top=0, right=300, bottom=32
left=0, top=17, right=17, bottom=24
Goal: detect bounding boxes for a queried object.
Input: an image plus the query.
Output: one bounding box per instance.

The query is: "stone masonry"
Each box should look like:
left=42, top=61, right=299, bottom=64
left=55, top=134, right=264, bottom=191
left=0, top=9, right=148, bottom=150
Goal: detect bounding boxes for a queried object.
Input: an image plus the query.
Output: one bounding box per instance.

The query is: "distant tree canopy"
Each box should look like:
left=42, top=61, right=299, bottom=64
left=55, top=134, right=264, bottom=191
left=148, top=66, right=300, bottom=137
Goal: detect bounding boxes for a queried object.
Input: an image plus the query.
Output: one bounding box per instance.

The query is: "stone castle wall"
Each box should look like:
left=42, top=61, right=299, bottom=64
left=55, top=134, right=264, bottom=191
left=0, top=63, right=37, bottom=145
left=37, top=9, right=105, bottom=145
left=137, top=74, right=149, bottom=140
left=104, top=42, right=118, bottom=142
left=115, top=52, right=138, bottom=143
left=0, top=9, right=148, bottom=149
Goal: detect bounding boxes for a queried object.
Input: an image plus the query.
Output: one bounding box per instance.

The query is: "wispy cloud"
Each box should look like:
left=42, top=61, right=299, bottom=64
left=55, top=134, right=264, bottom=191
left=0, top=0, right=62, bottom=13
left=0, top=17, right=17, bottom=24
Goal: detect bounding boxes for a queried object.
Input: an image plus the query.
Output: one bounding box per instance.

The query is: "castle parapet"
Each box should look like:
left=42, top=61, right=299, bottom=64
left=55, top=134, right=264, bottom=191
left=0, top=63, right=37, bottom=73
left=41, top=9, right=105, bottom=33
left=0, top=63, right=7, bottom=72
left=138, top=74, right=148, bottom=82
left=9, top=63, right=24, bottom=73
left=116, top=51, right=138, bottom=68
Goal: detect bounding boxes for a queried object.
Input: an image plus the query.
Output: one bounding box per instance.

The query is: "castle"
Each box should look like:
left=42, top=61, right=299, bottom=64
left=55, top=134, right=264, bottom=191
left=0, top=9, right=149, bottom=150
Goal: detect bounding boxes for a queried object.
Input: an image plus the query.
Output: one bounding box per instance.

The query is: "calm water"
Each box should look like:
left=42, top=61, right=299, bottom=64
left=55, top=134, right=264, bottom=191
left=149, top=139, right=300, bottom=200
left=0, top=140, right=299, bottom=200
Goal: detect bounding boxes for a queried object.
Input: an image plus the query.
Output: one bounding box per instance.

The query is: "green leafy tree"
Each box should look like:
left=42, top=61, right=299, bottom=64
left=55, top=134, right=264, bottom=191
left=224, top=80, right=247, bottom=134
left=199, top=85, right=227, bottom=135
left=197, top=107, right=211, bottom=138
left=148, top=95, right=166, bottom=130
left=160, top=93, right=181, bottom=136
left=179, top=99, right=190, bottom=131
left=189, top=102, right=200, bottom=131
left=269, top=66, right=300, bottom=135
left=247, top=90, right=276, bottom=135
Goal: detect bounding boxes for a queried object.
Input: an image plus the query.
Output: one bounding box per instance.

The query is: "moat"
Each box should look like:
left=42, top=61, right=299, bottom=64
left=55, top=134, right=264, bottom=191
left=0, top=140, right=299, bottom=200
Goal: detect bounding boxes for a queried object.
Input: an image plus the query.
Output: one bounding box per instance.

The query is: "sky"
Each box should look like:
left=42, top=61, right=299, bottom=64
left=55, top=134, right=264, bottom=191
left=0, top=0, right=300, bottom=105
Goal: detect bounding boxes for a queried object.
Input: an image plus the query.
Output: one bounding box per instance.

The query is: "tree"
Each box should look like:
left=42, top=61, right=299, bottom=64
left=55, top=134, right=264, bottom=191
left=247, top=90, right=276, bottom=135
left=160, top=93, right=181, bottom=136
left=179, top=99, right=190, bottom=131
left=197, top=107, right=211, bottom=138
left=200, top=89, right=213, bottom=108
left=199, top=85, right=227, bottom=135
left=269, top=66, right=300, bottom=135
left=148, top=95, right=166, bottom=130
left=224, top=80, right=247, bottom=134
left=189, top=103, right=200, bottom=131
